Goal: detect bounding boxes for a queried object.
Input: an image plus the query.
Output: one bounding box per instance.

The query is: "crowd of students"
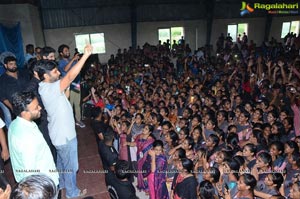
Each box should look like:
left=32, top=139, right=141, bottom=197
left=86, top=33, right=300, bottom=199
left=0, top=31, right=300, bottom=199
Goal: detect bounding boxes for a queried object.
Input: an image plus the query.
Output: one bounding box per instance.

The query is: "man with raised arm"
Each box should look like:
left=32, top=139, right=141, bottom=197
left=36, top=44, right=92, bottom=198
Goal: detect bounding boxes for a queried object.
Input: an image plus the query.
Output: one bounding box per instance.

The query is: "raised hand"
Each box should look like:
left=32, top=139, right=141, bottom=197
left=148, top=149, right=156, bottom=157
left=91, top=87, right=96, bottom=94
left=84, top=44, right=93, bottom=56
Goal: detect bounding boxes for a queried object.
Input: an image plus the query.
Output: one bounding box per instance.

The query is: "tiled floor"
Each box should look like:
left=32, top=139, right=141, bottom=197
left=76, top=120, right=110, bottom=199
left=4, top=120, right=110, bottom=199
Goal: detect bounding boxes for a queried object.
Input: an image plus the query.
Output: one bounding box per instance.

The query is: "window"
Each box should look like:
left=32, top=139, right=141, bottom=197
left=227, top=25, right=237, bottom=42
left=158, top=27, right=184, bottom=44
left=281, top=21, right=300, bottom=38
left=227, top=23, right=248, bottom=42
left=158, top=29, right=170, bottom=44
left=75, top=33, right=106, bottom=54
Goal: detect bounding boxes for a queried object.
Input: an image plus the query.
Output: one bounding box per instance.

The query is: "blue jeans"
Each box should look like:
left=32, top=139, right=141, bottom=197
left=0, top=102, right=11, bottom=127
left=56, top=137, right=80, bottom=198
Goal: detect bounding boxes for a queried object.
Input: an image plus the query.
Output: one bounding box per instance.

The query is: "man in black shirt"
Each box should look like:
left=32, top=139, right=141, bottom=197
left=98, top=127, right=118, bottom=172
left=106, top=160, right=138, bottom=199
left=91, top=107, right=108, bottom=143
left=0, top=56, right=30, bottom=111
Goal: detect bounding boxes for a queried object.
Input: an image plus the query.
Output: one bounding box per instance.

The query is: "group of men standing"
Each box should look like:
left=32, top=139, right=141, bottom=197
left=0, top=43, right=92, bottom=198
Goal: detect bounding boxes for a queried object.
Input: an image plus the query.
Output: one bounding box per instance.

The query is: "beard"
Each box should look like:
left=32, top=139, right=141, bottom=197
left=63, top=54, right=70, bottom=59
left=6, top=67, right=18, bottom=73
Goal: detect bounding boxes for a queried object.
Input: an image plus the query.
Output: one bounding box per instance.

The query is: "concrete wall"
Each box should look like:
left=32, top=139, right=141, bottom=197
left=211, top=17, right=267, bottom=48
left=44, top=16, right=299, bottom=62
left=271, top=16, right=300, bottom=42
left=44, top=20, right=207, bottom=62
left=137, top=20, right=206, bottom=51
left=44, top=23, right=131, bottom=63
left=0, top=4, right=44, bottom=50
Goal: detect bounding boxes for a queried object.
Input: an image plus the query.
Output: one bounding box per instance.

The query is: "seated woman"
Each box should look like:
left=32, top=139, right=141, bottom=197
left=194, top=148, right=208, bottom=184
left=181, top=136, right=195, bottom=160
left=191, top=126, right=203, bottom=151
left=172, top=158, right=198, bottom=199
left=269, top=141, right=285, bottom=171
left=242, top=143, right=256, bottom=171
left=205, top=134, right=220, bottom=165
left=283, top=151, right=300, bottom=196
left=203, top=167, right=221, bottom=197
left=248, top=129, right=268, bottom=154
left=219, top=159, right=240, bottom=198
left=178, top=127, right=189, bottom=145
left=282, top=117, right=296, bottom=142
left=225, top=173, right=257, bottom=199
left=251, top=152, right=272, bottom=192
left=213, top=150, right=231, bottom=170
left=280, top=141, right=299, bottom=171
left=235, top=108, right=252, bottom=147
left=164, top=130, right=179, bottom=159
left=167, top=148, right=186, bottom=193
left=254, top=173, right=283, bottom=199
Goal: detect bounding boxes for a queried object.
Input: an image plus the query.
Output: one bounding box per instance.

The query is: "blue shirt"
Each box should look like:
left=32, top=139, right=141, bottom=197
left=58, top=59, right=80, bottom=91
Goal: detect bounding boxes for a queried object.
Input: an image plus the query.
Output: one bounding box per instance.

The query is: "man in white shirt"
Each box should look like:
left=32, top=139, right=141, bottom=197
left=8, top=91, right=58, bottom=186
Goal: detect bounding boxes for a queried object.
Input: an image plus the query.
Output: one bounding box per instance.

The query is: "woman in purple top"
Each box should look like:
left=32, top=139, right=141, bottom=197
left=126, top=124, right=155, bottom=192
left=144, top=140, right=169, bottom=199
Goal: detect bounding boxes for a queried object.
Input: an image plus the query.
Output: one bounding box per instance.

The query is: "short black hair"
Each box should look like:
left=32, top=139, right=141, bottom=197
left=152, top=140, right=164, bottom=148
left=258, top=152, right=272, bottom=166
left=26, top=44, right=34, bottom=52
left=33, top=60, right=57, bottom=81
left=199, top=180, right=216, bottom=199
left=41, top=46, right=56, bottom=58
left=208, top=167, right=220, bottom=183
left=10, top=174, right=57, bottom=199
left=4, top=56, right=16, bottom=64
left=271, top=173, right=284, bottom=190
left=115, top=160, right=131, bottom=180
left=12, top=91, right=36, bottom=116
left=181, top=158, right=193, bottom=173
left=58, top=44, right=69, bottom=54
left=242, top=173, right=257, bottom=190
left=91, top=107, right=102, bottom=118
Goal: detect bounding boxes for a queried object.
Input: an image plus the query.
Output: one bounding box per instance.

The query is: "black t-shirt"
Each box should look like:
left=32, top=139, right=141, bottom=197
left=98, top=141, right=118, bottom=172
left=0, top=69, right=30, bottom=103
left=91, top=119, right=108, bottom=142
left=105, top=171, right=138, bottom=199
left=173, top=175, right=198, bottom=199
